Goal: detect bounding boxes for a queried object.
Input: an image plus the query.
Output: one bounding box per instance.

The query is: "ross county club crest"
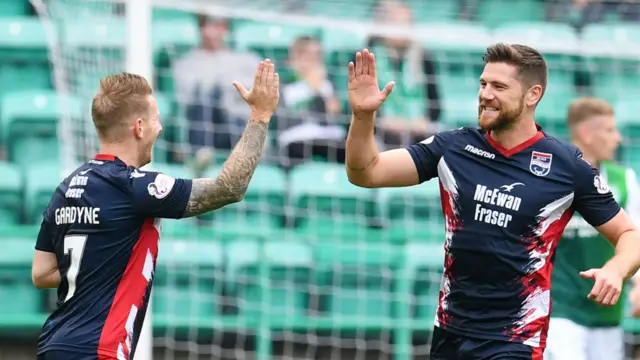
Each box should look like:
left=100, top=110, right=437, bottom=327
left=529, top=151, right=553, bottom=177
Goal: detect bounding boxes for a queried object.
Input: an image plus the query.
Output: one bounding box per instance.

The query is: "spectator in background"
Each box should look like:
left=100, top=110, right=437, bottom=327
left=278, top=36, right=346, bottom=167
left=547, top=0, right=640, bottom=29
left=172, top=14, right=263, bottom=176
left=369, top=0, right=441, bottom=148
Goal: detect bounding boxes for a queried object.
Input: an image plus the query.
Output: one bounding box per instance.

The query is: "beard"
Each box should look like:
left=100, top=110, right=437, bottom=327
left=477, top=97, right=524, bottom=132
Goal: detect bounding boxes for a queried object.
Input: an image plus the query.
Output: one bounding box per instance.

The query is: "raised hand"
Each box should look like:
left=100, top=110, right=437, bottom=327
left=579, top=267, right=623, bottom=306
left=348, top=49, right=395, bottom=118
left=233, top=59, right=280, bottom=121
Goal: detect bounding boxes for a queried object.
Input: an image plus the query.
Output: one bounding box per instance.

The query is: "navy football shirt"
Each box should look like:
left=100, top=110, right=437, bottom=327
left=35, top=154, right=193, bottom=359
left=406, top=126, right=620, bottom=349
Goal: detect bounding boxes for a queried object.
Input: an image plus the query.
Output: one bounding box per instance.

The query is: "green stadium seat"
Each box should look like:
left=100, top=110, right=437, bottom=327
left=0, top=90, right=82, bottom=168
left=421, top=22, right=491, bottom=69
left=0, top=17, right=49, bottom=61
left=581, top=24, right=640, bottom=101
left=407, top=0, right=460, bottom=22
left=153, top=240, right=224, bottom=320
left=315, top=242, right=402, bottom=323
left=477, top=0, right=544, bottom=28
left=289, top=162, right=376, bottom=238
left=0, top=162, right=23, bottom=225
left=377, top=180, right=444, bottom=243
left=24, top=162, right=65, bottom=223
left=440, top=86, right=480, bottom=127
left=227, top=240, right=312, bottom=322
left=233, top=22, right=320, bottom=62
left=0, top=239, right=42, bottom=322
left=306, top=1, right=372, bottom=20
left=613, top=98, right=640, bottom=170
left=199, top=163, right=286, bottom=228
left=152, top=9, right=197, bottom=21
left=153, top=19, right=199, bottom=93
left=404, top=242, right=445, bottom=323
left=0, top=0, right=30, bottom=16
left=492, top=22, right=579, bottom=51
left=62, top=19, right=127, bottom=93
left=0, top=17, right=51, bottom=94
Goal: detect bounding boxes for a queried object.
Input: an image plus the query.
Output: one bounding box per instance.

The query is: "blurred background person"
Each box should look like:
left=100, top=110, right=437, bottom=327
left=368, top=0, right=442, bottom=148
left=277, top=35, right=346, bottom=168
left=172, top=14, right=263, bottom=176
left=546, top=97, right=640, bottom=360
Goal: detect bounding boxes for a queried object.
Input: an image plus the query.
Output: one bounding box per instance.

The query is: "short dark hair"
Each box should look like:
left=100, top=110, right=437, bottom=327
left=483, top=43, right=548, bottom=95
left=567, top=97, right=614, bottom=127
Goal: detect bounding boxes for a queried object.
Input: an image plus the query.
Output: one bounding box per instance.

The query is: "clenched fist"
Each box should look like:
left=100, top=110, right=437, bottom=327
left=233, top=58, right=280, bottom=122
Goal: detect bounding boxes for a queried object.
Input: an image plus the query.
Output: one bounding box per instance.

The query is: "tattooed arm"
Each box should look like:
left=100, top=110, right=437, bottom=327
left=182, top=58, right=279, bottom=217
left=183, top=119, right=268, bottom=217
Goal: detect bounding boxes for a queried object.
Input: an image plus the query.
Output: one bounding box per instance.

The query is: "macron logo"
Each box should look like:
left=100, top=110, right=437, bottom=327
left=465, top=145, right=495, bottom=159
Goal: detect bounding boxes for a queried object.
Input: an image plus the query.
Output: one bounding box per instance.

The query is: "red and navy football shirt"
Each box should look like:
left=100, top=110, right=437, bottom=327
left=406, top=126, right=620, bottom=349
left=35, top=154, right=192, bottom=359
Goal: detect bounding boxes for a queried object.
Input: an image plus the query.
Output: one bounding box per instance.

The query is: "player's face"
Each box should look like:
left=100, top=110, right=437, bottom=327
left=585, top=115, right=622, bottom=162
left=478, top=63, right=527, bottom=131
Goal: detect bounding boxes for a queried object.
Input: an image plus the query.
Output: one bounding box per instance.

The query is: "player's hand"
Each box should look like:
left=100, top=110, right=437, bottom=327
left=233, top=59, right=280, bottom=122
left=580, top=267, right=624, bottom=306
left=348, top=49, right=395, bottom=118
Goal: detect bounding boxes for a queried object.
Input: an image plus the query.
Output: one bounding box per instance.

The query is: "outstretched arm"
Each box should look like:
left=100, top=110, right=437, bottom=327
left=182, top=58, right=279, bottom=218
left=183, top=119, right=268, bottom=217
left=344, top=49, right=422, bottom=188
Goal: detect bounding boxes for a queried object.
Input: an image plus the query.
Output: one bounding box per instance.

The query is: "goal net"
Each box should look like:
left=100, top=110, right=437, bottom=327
left=32, top=0, right=640, bottom=359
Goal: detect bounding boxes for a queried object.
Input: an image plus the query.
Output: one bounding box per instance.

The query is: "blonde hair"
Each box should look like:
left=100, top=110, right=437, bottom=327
left=91, top=72, right=153, bottom=140
left=567, top=97, right=614, bottom=127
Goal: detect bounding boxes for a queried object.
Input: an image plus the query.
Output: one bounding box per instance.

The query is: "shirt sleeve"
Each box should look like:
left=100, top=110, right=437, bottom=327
left=572, top=151, right=621, bottom=227
left=405, top=129, right=459, bottom=183
left=129, top=170, right=193, bottom=219
left=35, top=216, right=54, bottom=252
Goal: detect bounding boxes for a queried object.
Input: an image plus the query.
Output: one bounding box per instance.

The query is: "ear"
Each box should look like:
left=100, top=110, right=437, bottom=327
left=526, top=85, right=544, bottom=107
left=133, top=117, right=144, bottom=140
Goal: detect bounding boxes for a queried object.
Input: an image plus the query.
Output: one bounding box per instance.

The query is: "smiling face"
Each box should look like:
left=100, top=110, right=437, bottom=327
left=478, top=62, right=527, bottom=131
left=478, top=44, right=547, bottom=132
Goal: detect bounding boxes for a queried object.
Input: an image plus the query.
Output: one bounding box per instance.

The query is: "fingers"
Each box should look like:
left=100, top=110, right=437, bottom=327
left=579, top=269, right=596, bottom=279
left=380, top=81, right=395, bottom=99
left=355, top=51, right=363, bottom=77
left=273, top=73, right=280, bottom=91
left=362, top=48, right=371, bottom=75
left=587, top=274, right=621, bottom=306
left=253, top=60, right=264, bottom=88
left=588, top=277, right=604, bottom=301
left=348, top=61, right=355, bottom=82
left=265, top=58, right=274, bottom=84
left=232, top=82, right=249, bottom=100
left=369, top=51, right=377, bottom=78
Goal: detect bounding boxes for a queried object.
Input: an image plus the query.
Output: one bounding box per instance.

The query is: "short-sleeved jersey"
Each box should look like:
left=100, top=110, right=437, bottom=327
left=406, top=126, right=620, bottom=349
left=35, top=154, right=193, bottom=359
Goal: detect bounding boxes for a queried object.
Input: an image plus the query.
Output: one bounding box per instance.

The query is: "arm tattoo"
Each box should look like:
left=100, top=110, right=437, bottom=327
left=183, top=120, right=268, bottom=217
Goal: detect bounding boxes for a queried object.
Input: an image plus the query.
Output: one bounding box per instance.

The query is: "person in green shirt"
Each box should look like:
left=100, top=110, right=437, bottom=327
left=545, top=97, right=640, bottom=360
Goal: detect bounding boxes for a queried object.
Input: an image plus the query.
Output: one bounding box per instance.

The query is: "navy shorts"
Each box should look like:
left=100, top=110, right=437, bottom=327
left=37, top=351, right=101, bottom=360
left=430, top=327, right=544, bottom=360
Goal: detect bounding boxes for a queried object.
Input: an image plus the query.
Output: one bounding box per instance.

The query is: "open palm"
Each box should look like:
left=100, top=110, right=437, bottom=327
left=348, top=49, right=395, bottom=116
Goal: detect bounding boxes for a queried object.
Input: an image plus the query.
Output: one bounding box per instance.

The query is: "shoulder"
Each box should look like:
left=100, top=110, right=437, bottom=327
left=538, top=134, right=585, bottom=165
left=428, top=126, right=475, bottom=143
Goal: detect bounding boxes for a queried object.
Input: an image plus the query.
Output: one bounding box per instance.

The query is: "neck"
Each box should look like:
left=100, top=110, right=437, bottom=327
left=572, top=140, right=599, bottom=169
left=489, top=118, right=538, bottom=150
left=98, top=142, right=143, bottom=168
